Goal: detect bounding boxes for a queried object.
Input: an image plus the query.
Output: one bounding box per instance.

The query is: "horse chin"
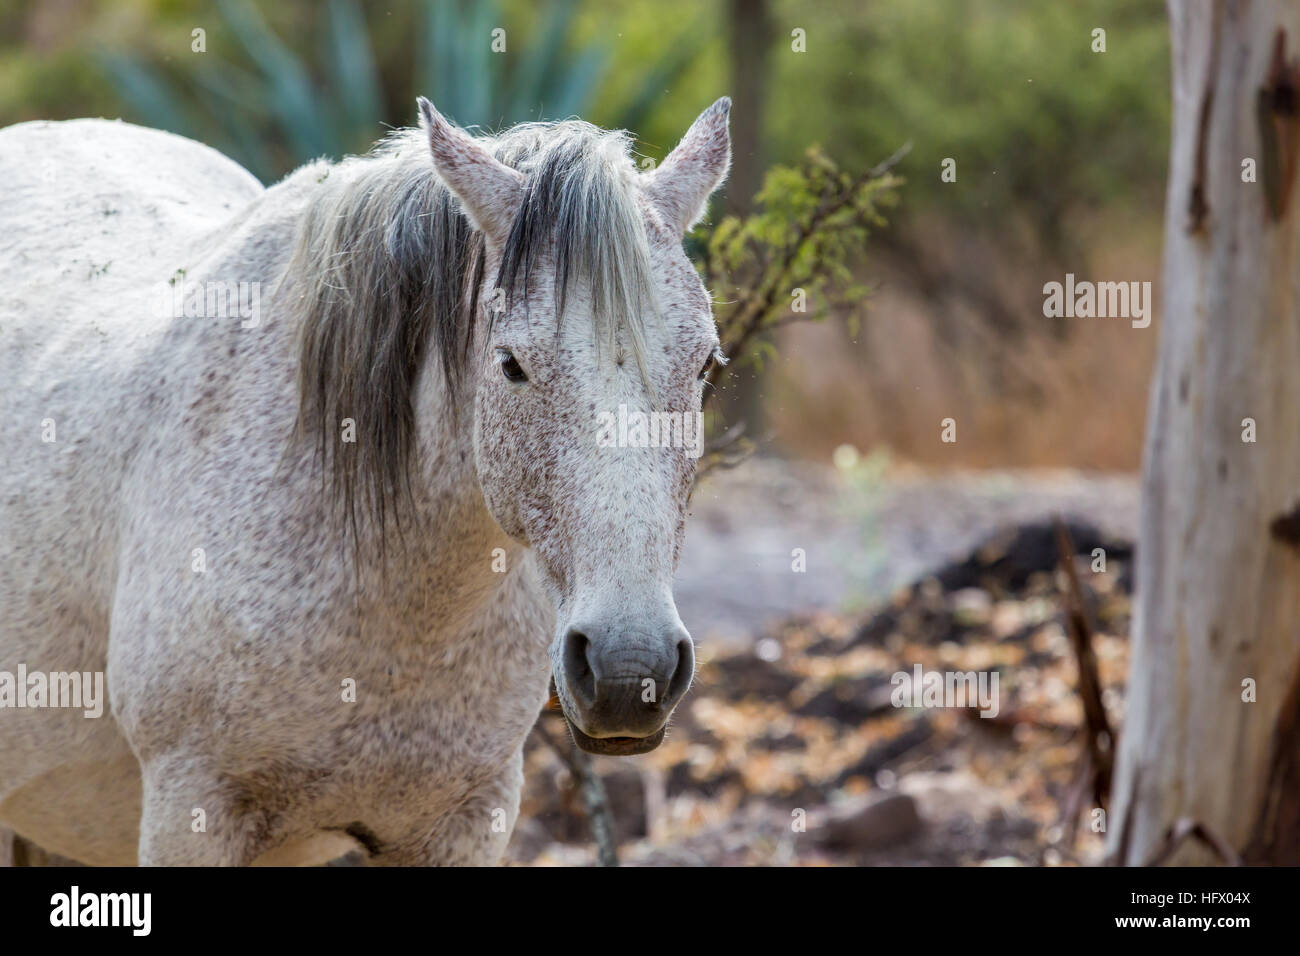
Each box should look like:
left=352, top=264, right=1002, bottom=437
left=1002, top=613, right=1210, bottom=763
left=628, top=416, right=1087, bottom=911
left=548, top=677, right=668, bottom=755
left=564, top=720, right=667, bottom=756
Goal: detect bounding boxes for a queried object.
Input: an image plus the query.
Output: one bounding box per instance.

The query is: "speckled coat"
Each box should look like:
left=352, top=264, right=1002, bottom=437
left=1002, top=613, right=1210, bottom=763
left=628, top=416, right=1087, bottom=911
left=0, top=99, right=730, bottom=865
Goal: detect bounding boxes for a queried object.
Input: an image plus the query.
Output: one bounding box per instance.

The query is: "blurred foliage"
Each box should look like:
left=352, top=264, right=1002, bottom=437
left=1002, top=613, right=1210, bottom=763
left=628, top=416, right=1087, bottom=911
left=764, top=0, right=1170, bottom=253
left=0, top=0, right=1168, bottom=216
left=695, top=144, right=904, bottom=472
left=702, top=143, right=903, bottom=367
left=86, top=0, right=705, bottom=182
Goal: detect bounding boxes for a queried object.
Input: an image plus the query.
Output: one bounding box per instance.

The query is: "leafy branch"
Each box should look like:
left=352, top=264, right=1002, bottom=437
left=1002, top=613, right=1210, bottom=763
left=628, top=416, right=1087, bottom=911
left=692, top=142, right=908, bottom=475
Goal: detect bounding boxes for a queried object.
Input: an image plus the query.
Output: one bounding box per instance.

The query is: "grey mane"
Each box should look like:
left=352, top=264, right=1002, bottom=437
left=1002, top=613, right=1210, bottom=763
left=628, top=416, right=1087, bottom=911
left=288, top=119, right=656, bottom=543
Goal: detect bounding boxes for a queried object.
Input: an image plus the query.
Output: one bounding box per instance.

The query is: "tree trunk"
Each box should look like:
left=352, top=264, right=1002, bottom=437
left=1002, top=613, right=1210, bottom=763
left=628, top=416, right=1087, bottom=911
left=720, top=0, right=773, bottom=438
left=726, top=0, right=771, bottom=217
left=1109, top=0, right=1300, bottom=865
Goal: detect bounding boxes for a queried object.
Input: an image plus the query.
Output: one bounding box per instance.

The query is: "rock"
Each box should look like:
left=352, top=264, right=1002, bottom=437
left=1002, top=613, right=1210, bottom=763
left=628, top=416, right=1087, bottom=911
left=813, top=792, right=923, bottom=849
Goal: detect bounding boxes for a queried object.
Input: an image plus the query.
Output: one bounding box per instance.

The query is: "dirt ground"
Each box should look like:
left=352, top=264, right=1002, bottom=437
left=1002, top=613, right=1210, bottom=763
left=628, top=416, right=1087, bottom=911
left=673, top=457, right=1136, bottom=644
left=513, top=461, right=1136, bottom=866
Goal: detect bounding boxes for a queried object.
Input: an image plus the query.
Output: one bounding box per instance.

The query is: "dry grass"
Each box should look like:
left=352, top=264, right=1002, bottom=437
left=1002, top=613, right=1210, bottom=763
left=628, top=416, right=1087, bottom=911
left=761, top=214, right=1162, bottom=470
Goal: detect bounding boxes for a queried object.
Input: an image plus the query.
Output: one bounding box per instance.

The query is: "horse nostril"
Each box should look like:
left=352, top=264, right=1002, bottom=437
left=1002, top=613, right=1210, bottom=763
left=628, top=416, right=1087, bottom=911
left=665, top=635, right=694, bottom=705
left=562, top=627, right=596, bottom=707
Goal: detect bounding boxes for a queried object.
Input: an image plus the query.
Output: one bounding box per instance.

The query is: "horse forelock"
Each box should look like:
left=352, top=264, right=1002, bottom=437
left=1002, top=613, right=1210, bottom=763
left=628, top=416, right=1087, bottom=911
left=492, top=123, right=657, bottom=374
left=288, top=119, right=657, bottom=546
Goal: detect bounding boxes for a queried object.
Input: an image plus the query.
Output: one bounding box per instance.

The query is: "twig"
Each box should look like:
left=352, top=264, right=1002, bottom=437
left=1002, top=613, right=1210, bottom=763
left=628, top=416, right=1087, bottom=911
left=707, top=141, right=910, bottom=397
left=533, top=715, right=620, bottom=867
left=867, top=139, right=914, bottom=179
left=694, top=421, right=755, bottom=483
left=1053, top=517, right=1115, bottom=815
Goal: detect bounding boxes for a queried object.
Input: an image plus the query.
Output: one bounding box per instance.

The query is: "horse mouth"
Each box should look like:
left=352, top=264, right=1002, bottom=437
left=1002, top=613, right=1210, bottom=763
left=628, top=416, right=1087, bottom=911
left=564, top=720, right=667, bottom=756
left=548, top=678, right=668, bottom=755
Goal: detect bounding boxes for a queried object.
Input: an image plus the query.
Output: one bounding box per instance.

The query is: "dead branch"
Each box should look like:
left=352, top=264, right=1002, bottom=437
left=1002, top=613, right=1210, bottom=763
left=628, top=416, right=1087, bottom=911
left=694, top=421, right=756, bottom=483
left=533, top=713, right=620, bottom=867
left=1053, top=516, right=1115, bottom=815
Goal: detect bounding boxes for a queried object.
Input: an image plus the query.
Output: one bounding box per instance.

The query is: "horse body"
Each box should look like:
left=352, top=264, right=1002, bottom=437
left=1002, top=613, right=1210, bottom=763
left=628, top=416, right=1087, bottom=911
left=0, top=118, right=272, bottom=863
left=0, top=101, right=729, bottom=864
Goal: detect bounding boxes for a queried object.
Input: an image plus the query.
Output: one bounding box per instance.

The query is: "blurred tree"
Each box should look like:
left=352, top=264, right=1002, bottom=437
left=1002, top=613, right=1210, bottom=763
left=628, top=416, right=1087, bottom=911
left=765, top=0, right=1169, bottom=233
left=718, top=0, right=776, bottom=438
left=725, top=0, right=771, bottom=215
left=760, top=0, right=1170, bottom=396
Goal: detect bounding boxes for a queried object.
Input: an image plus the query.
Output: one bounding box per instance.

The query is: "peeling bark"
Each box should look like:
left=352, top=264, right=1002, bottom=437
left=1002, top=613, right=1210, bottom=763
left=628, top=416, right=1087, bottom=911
left=1108, top=0, right=1300, bottom=866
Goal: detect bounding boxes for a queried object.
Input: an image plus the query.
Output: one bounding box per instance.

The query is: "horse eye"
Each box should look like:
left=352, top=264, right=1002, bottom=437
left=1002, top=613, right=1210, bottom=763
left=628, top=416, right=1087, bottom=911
left=498, top=349, right=527, bottom=383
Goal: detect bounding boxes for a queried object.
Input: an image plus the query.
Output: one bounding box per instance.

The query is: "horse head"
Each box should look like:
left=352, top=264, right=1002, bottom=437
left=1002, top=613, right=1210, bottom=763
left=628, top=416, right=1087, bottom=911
left=420, top=97, right=731, bottom=754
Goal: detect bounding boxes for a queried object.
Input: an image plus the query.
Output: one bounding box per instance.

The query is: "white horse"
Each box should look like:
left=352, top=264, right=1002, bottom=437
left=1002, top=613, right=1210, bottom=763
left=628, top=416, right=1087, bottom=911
left=0, top=96, right=730, bottom=865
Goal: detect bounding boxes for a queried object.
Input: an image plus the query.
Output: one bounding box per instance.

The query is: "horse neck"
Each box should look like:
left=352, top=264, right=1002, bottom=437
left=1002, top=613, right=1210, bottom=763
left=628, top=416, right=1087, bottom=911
left=214, top=167, right=527, bottom=641
left=351, top=340, right=528, bottom=640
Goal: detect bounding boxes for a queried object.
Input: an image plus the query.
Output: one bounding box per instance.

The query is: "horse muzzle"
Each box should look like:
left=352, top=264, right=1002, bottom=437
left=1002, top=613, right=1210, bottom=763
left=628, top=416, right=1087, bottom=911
left=550, top=621, right=694, bottom=755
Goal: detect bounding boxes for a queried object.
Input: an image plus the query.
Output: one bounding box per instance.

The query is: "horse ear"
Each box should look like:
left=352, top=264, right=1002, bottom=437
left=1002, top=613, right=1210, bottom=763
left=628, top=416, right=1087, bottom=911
left=417, top=97, right=524, bottom=248
left=642, top=97, right=732, bottom=235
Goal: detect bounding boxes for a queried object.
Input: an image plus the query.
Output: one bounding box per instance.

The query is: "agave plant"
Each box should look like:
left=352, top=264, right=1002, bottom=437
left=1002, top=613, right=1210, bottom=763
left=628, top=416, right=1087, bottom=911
left=100, top=0, right=704, bottom=182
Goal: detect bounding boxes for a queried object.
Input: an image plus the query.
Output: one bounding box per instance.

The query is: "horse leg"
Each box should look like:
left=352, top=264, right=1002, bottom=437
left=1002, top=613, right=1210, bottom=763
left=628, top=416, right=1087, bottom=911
left=136, top=756, right=265, bottom=866
left=368, top=750, right=525, bottom=866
